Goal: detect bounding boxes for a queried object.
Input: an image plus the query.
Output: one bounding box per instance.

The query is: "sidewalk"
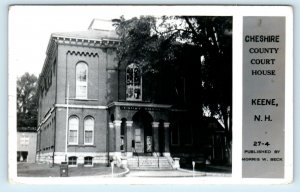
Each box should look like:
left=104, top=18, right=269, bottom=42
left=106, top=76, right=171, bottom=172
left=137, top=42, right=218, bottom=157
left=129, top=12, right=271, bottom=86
left=126, top=170, right=205, bottom=177
left=17, top=163, right=125, bottom=177
left=126, top=169, right=231, bottom=177
left=17, top=163, right=231, bottom=178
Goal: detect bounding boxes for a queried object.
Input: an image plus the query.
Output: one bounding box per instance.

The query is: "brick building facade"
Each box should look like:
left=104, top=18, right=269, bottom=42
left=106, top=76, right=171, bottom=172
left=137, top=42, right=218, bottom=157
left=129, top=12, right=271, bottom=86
left=36, top=20, right=228, bottom=167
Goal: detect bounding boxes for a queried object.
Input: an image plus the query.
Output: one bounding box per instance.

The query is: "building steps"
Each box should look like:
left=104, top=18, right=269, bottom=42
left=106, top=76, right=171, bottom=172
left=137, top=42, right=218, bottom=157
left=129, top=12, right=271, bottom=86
left=127, top=156, right=173, bottom=170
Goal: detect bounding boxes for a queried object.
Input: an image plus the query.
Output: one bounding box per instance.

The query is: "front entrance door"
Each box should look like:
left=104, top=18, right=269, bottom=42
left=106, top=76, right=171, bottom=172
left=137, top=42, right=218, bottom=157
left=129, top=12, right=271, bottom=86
left=134, top=128, right=143, bottom=153
left=146, top=136, right=152, bottom=152
left=132, top=109, right=153, bottom=154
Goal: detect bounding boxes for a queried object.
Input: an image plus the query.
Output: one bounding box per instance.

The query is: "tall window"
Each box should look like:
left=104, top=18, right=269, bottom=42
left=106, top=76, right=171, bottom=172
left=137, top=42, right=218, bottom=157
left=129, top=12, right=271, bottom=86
left=126, top=63, right=142, bottom=101
left=68, top=116, right=79, bottom=145
left=84, top=117, right=94, bottom=145
left=76, top=62, right=88, bottom=99
left=184, top=124, right=193, bottom=145
left=171, top=124, right=180, bottom=145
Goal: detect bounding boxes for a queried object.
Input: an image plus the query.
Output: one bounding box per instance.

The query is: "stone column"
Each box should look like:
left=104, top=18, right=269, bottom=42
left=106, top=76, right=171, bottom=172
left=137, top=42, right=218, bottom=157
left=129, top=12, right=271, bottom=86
left=152, top=122, right=160, bottom=155
left=163, top=122, right=171, bottom=157
left=108, top=122, right=114, bottom=152
left=113, top=120, right=122, bottom=156
left=126, top=121, right=133, bottom=157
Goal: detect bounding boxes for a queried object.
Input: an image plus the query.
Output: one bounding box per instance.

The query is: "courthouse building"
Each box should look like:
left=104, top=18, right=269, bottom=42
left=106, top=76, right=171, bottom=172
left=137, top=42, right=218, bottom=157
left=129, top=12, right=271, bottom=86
left=36, top=20, right=227, bottom=168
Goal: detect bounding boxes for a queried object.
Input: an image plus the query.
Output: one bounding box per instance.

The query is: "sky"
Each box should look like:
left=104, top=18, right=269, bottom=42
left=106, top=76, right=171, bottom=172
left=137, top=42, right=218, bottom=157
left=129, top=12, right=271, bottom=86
left=9, top=6, right=124, bottom=78
left=9, top=5, right=236, bottom=78
left=9, top=6, right=163, bottom=78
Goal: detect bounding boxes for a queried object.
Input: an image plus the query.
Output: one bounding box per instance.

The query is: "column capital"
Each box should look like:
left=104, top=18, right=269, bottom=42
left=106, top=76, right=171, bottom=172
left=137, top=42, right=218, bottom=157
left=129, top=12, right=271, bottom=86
left=126, top=121, right=133, bottom=127
left=152, top=122, right=160, bottom=128
left=109, top=122, right=114, bottom=128
left=164, top=122, right=170, bottom=128
left=113, top=120, right=122, bottom=127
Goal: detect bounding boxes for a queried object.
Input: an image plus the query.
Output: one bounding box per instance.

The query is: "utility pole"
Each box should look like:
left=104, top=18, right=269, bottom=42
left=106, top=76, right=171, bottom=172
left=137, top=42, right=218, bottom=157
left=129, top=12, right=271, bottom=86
left=64, top=83, right=69, bottom=162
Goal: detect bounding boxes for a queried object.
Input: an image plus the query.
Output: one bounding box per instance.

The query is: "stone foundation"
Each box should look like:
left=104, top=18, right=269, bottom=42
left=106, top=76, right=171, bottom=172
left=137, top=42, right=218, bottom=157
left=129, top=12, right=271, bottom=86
left=36, top=152, right=109, bottom=165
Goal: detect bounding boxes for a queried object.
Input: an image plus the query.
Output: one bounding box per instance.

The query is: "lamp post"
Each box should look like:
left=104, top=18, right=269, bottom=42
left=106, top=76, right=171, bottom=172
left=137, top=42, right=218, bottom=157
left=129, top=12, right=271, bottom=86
left=111, top=161, right=114, bottom=177
left=192, top=161, right=195, bottom=177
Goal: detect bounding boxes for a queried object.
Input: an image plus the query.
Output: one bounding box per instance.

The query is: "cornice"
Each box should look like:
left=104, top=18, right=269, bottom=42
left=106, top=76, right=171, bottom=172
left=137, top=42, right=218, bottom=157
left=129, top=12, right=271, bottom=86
left=52, top=35, right=120, bottom=48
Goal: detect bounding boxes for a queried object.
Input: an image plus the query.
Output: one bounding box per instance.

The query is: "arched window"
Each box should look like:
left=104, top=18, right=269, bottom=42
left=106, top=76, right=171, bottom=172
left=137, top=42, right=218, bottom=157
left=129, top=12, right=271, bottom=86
left=126, top=63, right=142, bottom=101
left=84, top=116, right=94, bottom=145
left=68, top=116, right=79, bottom=145
left=76, top=62, right=88, bottom=99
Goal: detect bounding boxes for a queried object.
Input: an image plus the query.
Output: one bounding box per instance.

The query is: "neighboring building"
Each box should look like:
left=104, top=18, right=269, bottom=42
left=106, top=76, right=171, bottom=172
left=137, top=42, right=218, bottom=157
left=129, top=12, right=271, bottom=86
left=36, top=19, right=229, bottom=167
left=17, top=127, right=37, bottom=163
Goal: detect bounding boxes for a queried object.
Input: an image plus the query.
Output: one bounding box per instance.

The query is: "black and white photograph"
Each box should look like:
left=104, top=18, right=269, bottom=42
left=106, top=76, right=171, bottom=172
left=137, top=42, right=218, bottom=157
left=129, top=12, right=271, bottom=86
left=10, top=6, right=233, bottom=181
left=8, top=5, right=293, bottom=185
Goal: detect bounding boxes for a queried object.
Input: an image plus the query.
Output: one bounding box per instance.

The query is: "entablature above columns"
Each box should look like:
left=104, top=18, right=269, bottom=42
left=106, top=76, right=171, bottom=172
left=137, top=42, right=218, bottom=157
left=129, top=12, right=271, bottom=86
left=107, top=101, right=172, bottom=110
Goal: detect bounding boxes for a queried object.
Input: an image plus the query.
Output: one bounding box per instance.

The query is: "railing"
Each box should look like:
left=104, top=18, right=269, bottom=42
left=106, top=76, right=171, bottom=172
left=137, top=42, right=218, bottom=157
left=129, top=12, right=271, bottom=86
left=133, top=148, right=139, bottom=167
left=154, top=152, right=160, bottom=168
left=166, top=156, right=174, bottom=168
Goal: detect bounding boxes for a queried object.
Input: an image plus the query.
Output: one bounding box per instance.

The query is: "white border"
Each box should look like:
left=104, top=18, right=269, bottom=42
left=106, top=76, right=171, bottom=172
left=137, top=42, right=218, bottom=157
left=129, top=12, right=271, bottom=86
left=8, top=5, right=293, bottom=184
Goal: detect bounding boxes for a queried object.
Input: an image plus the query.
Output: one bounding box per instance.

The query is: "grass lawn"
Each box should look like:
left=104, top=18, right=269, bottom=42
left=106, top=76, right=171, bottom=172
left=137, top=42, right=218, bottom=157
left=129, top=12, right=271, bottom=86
left=17, top=163, right=125, bottom=177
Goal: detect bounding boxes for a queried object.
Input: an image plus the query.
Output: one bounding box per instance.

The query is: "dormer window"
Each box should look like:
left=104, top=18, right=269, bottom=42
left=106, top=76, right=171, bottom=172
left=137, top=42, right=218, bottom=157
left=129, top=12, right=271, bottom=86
left=126, top=63, right=142, bottom=101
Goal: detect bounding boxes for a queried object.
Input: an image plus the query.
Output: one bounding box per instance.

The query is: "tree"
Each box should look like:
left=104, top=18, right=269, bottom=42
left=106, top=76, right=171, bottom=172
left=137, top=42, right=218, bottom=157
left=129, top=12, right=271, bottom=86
left=188, top=16, right=232, bottom=136
left=114, top=16, right=232, bottom=163
left=114, top=16, right=179, bottom=104
left=114, top=15, right=233, bottom=164
left=114, top=15, right=232, bottom=133
left=17, top=72, right=38, bottom=128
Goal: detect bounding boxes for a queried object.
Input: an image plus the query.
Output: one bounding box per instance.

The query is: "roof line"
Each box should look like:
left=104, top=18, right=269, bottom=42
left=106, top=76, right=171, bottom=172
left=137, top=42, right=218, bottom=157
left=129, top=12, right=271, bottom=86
left=52, top=35, right=120, bottom=42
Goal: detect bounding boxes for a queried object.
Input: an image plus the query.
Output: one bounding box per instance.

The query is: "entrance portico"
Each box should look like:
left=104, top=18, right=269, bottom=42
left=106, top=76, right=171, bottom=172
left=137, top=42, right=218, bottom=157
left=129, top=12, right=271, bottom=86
left=108, top=102, right=171, bottom=157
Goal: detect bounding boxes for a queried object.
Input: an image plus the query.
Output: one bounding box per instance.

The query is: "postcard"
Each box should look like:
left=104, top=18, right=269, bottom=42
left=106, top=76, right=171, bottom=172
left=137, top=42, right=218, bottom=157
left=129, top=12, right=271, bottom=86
left=8, top=5, right=293, bottom=184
